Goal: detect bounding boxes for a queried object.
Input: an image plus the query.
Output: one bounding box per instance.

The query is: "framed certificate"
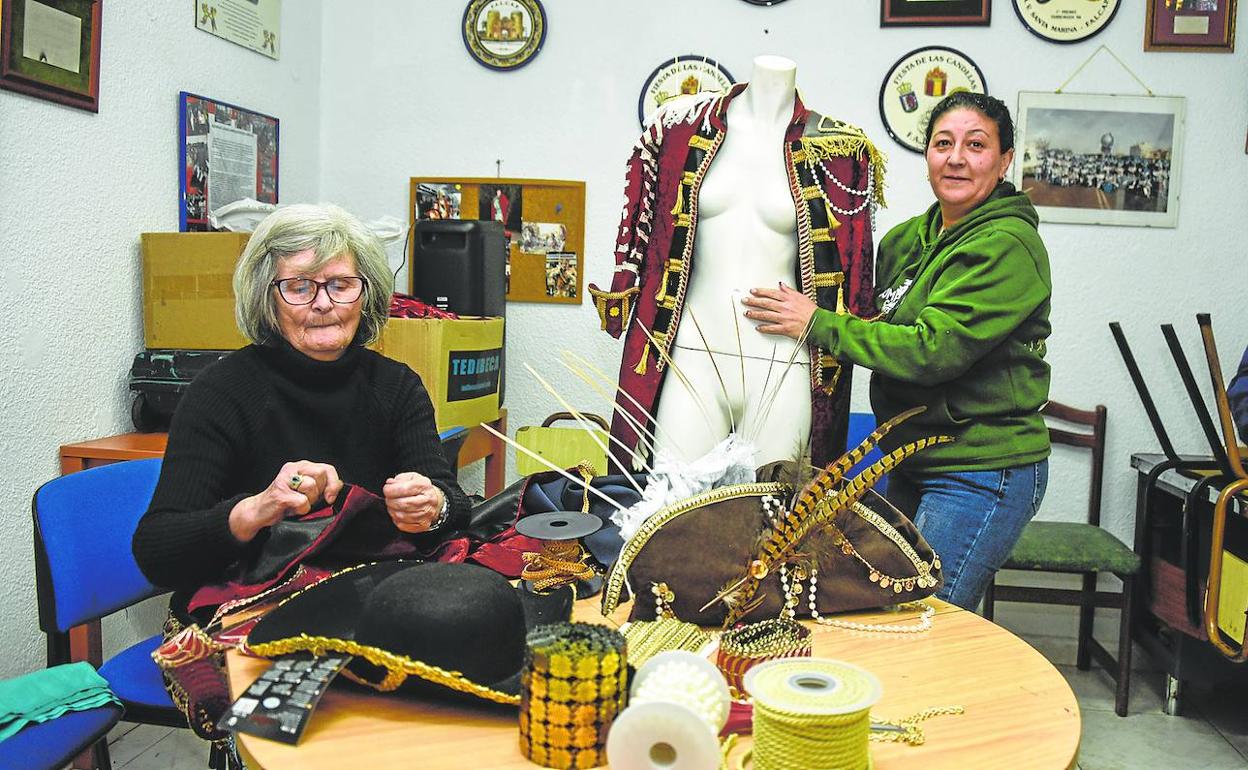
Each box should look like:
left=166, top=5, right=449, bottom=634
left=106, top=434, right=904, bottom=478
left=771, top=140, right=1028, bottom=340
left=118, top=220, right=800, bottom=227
left=878, top=46, right=987, bottom=154
left=1012, top=0, right=1120, bottom=43
left=880, top=0, right=991, bottom=26
left=0, top=0, right=102, bottom=112
left=1145, top=0, right=1236, bottom=52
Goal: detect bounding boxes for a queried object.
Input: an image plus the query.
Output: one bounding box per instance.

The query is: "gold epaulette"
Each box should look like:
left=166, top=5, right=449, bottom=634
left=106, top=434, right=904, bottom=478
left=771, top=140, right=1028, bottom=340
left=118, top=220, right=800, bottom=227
left=587, top=285, right=639, bottom=330
left=802, top=117, right=888, bottom=209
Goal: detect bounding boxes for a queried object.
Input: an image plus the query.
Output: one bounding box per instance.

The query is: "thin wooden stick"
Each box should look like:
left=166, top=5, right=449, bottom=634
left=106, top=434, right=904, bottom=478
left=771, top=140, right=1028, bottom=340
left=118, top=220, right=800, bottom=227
left=686, top=308, right=736, bottom=435
left=523, top=363, right=646, bottom=496
left=478, top=424, right=626, bottom=513
left=560, top=350, right=666, bottom=449
left=558, top=353, right=659, bottom=456
left=749, top=322, right=813, bottom=444
left=636, top=320, right=718, bottom=442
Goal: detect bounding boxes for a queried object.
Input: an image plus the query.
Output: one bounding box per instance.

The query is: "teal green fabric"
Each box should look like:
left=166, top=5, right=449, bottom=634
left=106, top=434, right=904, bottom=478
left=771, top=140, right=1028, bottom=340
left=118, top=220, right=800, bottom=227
left=0, top=662, right=119, bottom=741
left=809, top=182, right=1051, bottom=472
left=1004, top=521, right=1141, bottom=575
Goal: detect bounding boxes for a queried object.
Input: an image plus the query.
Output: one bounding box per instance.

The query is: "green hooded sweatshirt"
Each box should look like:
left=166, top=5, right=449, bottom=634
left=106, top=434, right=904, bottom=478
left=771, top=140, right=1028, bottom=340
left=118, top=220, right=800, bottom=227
left=809, top=182, right=1051, bottom=472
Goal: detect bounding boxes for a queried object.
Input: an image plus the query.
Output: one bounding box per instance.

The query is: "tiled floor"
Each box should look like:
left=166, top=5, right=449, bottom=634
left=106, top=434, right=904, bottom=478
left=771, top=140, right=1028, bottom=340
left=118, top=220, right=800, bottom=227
left=101, top=633, right=1248, bottom=769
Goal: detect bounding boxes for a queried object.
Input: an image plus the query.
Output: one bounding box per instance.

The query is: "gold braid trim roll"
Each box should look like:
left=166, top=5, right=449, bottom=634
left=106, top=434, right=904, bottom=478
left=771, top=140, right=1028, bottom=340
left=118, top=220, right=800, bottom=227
left=717, top=619, right=811, bottom=700
left=521, top=622, right=628, bottom=770
left=799, top=133, right=888, bottom=209
left=587, top=285, right=639, bottom=330
left=522, top=540, right=597, bottom=592
left=621, top=618, right=714, bottom=667
left=246, top=634, right=520, bottom=705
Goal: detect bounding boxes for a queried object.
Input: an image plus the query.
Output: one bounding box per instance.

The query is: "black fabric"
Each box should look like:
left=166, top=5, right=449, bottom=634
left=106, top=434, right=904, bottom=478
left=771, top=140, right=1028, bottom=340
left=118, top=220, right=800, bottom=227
left=132, top=339, right=470, bottom=602
left=248, top=561, right=536, bottom=699
left=519, top=472, right=646, bottom=568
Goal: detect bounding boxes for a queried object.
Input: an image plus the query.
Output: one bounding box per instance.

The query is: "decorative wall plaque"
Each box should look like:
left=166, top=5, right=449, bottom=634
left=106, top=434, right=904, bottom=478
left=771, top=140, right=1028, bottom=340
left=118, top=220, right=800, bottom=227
left=637, top=54, right=735, bottom=128
left=1012, top=0, right=1120, bottom=44
left=462, top=0, right=546, bottom=71
left=878, top=46, right=987, bottom=154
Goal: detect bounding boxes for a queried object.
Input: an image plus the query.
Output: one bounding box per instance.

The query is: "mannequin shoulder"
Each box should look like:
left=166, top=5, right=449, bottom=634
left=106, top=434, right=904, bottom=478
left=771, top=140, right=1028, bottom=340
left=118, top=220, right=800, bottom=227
left=807, top=113, right=871, bottom=140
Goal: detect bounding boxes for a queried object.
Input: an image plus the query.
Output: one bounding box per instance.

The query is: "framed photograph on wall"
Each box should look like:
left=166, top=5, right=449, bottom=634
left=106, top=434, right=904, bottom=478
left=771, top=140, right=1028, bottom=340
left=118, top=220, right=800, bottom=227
left=1146, top=0, right=1236, bottom=52
left=1014, top=91, right=1184, bottom=227
left=0, top=0, right=102, bottom=112
left=409, top=177, right=585, bottom=305
left=178, top=92, right=280, bottom=231
left=880, top=0, right=991, bottom=26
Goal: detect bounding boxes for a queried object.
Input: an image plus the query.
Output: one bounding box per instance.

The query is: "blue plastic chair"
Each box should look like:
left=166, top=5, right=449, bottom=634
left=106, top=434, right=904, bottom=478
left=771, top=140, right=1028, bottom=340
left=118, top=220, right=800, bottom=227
left=32, top=458, right=187, bottom=769
left=0, top=701, right=123, bottom=770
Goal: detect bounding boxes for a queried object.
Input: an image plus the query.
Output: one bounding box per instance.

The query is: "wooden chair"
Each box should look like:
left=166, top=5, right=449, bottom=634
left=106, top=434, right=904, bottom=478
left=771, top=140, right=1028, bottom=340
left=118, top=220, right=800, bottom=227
left=982, top=401, right=1141, bottom=716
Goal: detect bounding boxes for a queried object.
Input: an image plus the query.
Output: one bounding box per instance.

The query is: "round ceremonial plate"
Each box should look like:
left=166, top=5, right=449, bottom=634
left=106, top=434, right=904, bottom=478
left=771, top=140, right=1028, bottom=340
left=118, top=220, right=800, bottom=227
left=515, top=511, right=603, bottom=540
left=1012, top=0, right=1120, bottom=44
left=462, top=0, right=546, bottom=71
left=878, top=46, right=987, bottom=154
left=638, top=55, right=735, bottom=128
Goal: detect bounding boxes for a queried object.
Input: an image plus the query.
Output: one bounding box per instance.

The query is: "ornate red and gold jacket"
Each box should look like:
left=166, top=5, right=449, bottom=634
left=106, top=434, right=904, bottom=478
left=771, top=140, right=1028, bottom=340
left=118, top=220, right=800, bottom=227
left=589, top=84, right=885, bottom=469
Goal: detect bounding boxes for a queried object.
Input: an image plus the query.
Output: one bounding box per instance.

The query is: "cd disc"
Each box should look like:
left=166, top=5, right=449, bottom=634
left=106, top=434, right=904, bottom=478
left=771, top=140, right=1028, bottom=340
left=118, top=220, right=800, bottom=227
left=515, top=510, right=603, bottom=540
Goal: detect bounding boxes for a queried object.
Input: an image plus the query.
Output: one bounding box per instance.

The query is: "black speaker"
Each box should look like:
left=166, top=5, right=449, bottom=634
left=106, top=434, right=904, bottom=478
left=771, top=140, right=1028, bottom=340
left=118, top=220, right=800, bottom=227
left=411, top=219, right=506, bottom=318
left=411, top=219, right=507, bottom=405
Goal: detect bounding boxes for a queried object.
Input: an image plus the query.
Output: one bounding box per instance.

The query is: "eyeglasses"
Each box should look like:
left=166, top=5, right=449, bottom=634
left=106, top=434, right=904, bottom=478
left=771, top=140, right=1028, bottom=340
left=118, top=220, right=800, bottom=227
left=271, top=276, right=366, bottom=305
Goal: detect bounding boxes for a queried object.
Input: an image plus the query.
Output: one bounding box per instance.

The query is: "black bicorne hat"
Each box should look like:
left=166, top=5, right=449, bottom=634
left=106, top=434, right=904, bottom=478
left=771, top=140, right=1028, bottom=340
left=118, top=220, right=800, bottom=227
left=246, top=561, right=567, bottom=705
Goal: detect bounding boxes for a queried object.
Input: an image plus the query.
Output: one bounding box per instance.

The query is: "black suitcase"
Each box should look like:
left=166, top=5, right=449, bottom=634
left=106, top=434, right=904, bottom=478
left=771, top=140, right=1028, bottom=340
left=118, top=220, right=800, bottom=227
left=129, top=349, right=232, bottom=432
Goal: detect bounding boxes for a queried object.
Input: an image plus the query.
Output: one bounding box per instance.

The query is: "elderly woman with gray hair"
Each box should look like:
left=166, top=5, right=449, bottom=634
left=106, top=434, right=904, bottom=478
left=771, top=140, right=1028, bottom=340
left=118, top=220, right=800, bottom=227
left=133, top=203, right=469, bottom=615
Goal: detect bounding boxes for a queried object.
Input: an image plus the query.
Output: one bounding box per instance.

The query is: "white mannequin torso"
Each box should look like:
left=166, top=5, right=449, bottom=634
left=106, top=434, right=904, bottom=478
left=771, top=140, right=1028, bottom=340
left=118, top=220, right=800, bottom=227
left=653, top=56, right=813, bottom=467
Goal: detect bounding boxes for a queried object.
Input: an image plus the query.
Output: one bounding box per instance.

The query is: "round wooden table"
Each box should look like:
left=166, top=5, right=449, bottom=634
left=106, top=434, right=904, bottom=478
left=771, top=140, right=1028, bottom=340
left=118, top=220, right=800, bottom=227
left=227, top=599, right=1080, bottom=769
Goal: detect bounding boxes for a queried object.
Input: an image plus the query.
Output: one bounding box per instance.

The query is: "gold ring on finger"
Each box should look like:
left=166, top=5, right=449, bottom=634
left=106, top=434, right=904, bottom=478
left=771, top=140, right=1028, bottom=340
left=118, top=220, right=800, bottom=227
left=289, top=474, right=304, bottom=490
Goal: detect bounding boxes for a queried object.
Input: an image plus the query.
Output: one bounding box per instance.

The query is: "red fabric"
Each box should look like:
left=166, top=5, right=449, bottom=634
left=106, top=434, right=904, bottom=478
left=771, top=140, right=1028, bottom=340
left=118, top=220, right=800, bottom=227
left=188, top=485, right=538, bottom=613
left=389, top=292, right=459, bottom=319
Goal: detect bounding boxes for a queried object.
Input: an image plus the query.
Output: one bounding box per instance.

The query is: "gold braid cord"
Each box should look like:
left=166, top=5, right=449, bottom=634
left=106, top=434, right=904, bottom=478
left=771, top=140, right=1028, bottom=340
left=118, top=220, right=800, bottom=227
left=522, top=540, right=597, bottom=592
left=871, top=705, right=965, bottom=745
left=247, top=634, right=520, bottom=705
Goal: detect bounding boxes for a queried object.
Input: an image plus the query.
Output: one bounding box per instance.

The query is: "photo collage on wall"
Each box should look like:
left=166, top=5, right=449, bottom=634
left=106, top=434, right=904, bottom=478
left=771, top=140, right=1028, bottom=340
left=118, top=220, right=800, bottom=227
left=412, top=177, right=585, bottom=304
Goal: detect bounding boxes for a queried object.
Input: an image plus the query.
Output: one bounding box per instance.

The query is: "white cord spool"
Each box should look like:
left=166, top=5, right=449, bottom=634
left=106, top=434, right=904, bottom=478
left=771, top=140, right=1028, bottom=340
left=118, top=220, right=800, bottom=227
left=606, top=651, right=731, bottom=770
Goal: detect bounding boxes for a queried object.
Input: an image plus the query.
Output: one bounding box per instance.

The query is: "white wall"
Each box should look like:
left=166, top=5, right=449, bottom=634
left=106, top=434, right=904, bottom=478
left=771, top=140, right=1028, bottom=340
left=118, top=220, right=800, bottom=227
left=0, top=2, right=324, bottom=679
left=1, top=1, right=1244, bottom=678
left=320, top=0, right=1247, bottom=545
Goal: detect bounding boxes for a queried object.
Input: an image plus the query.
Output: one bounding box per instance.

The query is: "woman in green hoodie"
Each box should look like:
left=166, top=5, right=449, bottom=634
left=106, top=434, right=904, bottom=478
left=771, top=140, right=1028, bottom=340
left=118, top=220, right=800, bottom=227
left=743, top=92, right=1051, bottom=610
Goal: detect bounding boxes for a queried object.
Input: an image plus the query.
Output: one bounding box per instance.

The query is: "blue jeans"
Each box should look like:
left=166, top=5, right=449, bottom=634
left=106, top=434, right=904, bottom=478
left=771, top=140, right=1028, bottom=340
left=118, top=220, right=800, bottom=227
left=887, top=461, right=1048, bottom=611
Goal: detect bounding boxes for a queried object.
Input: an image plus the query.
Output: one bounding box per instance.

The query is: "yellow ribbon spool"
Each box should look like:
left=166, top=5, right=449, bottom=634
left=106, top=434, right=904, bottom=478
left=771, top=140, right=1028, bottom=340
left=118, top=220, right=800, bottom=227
left=743, top=658, right=882, bottom=770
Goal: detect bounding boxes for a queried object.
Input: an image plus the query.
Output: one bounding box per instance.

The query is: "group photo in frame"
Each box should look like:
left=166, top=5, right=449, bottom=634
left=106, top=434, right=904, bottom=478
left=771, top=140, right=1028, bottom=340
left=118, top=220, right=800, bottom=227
left=1145, top=0, right=1236, bottom=52
left=178, top=91, right=280, bottom=231
left=0, top=0, right=102, bottom=112
left=1014, top=91, right=1184, bottom=228
left=880, top=0, right=991, bottom=26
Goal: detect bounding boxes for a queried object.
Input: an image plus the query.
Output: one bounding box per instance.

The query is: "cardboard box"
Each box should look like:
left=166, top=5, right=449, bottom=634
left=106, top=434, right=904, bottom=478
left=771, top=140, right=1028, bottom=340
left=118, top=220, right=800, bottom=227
left=142, top=232, right=251, bottom=350
left=372, top=316, right=504, bottom=432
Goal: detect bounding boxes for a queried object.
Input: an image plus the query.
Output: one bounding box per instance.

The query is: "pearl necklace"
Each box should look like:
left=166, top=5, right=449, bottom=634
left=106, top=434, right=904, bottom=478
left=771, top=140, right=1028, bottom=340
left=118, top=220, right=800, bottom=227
left=778, top=565, right=935, bottom=634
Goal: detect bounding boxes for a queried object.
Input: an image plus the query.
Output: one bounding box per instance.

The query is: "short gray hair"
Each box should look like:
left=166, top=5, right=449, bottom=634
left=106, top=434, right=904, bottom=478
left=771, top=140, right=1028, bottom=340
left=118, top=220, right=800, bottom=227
left=233, top=203, right=395, bottom=346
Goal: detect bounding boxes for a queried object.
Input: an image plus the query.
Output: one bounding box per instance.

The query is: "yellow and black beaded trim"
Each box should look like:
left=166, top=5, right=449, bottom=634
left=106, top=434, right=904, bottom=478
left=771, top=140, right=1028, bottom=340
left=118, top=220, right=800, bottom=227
left=520, top=623, right=628, bottom=770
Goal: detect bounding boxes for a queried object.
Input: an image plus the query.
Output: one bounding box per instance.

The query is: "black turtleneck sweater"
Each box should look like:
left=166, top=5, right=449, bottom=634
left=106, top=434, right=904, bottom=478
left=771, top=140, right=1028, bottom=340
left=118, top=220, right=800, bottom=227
left=132, top=341, right=470, bottom=593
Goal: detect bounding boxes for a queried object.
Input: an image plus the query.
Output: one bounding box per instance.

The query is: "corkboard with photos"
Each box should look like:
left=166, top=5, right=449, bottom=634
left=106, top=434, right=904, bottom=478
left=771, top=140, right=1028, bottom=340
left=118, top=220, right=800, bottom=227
left=409, top=177, right=586, bottom=305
